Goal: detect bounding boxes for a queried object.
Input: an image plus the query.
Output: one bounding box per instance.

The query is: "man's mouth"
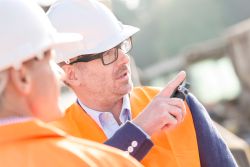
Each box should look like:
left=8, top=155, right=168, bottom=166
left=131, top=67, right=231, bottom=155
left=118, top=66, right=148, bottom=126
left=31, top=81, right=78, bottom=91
left=114, top=65, right=131, bottom=80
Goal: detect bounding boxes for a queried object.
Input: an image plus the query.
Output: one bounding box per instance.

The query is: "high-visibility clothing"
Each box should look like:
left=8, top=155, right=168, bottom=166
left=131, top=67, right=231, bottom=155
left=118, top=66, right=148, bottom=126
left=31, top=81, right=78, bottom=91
left=52, top=86, right=201, bottom=167
left=0, top=119, right=142, bottom=167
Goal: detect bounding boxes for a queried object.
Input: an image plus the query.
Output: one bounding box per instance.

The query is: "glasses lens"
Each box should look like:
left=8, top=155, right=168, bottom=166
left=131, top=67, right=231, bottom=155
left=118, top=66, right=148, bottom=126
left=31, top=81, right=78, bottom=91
left=120, top=38, right=132, bottom=53
left=102, top=48, right=117, bottom=65
left=101, top=38, right=132, bottom=65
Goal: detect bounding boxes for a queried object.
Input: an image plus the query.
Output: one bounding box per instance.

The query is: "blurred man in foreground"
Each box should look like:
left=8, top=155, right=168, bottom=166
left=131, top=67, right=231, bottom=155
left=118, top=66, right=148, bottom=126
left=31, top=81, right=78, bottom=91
left=0, top=0, right=143, bottom=166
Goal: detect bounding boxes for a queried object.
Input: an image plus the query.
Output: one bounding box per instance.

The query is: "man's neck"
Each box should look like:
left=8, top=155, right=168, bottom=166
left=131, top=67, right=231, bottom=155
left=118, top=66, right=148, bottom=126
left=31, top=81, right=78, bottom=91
left=0, top=91, right=31, bottom=120
left=110, top=99, right=123, bottom=124
left=77, top=94, right=124, bottom=119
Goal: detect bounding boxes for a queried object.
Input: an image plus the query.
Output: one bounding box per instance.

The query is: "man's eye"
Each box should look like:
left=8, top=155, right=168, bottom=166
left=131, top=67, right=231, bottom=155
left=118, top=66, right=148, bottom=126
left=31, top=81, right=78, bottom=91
left=110, top=49, right=116, bottom=54
left=34, top=57, right=39, bottom=61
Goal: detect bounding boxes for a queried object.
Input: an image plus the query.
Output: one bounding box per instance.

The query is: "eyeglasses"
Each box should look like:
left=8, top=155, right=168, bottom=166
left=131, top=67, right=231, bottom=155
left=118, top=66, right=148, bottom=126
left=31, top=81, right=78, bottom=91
left=69, top=38, right=132, bottom=65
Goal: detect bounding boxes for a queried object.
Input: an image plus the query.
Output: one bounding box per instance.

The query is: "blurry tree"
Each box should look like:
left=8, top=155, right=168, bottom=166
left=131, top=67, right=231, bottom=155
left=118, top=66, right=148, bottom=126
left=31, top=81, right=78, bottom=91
left=226, top=21, right=250, bottom=137
left=112, top=0, right=250, bottom=69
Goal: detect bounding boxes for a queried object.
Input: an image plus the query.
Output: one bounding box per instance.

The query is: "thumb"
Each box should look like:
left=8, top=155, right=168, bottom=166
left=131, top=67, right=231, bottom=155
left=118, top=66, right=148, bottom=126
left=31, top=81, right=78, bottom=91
left=158, top=71, right=186, bottom=97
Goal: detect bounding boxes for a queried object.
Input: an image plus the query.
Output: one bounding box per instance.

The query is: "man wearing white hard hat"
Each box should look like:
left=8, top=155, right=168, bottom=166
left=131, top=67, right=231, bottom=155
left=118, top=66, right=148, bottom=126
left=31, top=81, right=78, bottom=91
left=48, top=0, right=238, bottom=167
left=0, top=0, right=144, bottom=166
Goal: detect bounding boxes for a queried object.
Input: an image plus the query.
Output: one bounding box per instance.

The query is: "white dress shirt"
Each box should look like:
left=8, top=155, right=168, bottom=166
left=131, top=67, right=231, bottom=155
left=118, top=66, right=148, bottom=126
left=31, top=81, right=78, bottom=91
left=77, top=95, right=132, bottom=138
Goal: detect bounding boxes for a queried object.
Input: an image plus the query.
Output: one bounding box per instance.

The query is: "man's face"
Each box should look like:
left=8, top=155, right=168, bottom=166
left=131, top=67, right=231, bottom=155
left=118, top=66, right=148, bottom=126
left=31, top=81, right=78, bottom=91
left=73, top=49, right=133, bottom=99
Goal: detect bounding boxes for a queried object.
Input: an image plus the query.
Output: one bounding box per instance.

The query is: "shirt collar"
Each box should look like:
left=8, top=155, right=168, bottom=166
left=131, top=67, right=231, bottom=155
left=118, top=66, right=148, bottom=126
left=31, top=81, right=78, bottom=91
left=77, top=95, right=132, bottom=127
left=119, top=95, right=131, bottom=123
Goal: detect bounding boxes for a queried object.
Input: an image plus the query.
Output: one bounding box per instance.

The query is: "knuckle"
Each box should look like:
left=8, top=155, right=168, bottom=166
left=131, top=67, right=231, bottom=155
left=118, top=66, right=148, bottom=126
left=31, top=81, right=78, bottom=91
left=162, top=112, right=169, bottom=120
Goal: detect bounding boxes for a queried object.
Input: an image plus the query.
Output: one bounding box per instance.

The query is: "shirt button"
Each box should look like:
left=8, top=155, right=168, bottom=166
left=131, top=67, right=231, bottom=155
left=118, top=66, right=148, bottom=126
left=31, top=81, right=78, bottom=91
left=131, top=141, right=138, bottom=147
left=127, top=146, right=134, bottom=153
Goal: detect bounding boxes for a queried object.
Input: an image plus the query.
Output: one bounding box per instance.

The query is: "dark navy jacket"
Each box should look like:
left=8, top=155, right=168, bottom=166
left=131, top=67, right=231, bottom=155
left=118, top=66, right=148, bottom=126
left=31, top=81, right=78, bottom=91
left=187, top=94, right=238, bottom=167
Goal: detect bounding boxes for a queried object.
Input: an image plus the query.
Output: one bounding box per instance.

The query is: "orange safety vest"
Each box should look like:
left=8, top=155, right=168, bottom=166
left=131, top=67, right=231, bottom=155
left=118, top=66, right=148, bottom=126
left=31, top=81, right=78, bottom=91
left=52, top=86, right=201, bottom=167
left=0, top=119, right=142, bottom=167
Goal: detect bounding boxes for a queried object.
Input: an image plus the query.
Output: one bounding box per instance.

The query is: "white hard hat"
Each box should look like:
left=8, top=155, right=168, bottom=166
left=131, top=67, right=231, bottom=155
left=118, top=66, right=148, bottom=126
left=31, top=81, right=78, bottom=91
left=47, top=0, right=140, bottom=63
left=0, top=0, right=82, bottom=71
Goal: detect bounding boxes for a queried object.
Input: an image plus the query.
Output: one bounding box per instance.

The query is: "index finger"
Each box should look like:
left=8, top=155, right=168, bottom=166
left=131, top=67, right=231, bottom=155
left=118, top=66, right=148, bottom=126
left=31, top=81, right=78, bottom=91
left=158, top=71, right=186, bottom=97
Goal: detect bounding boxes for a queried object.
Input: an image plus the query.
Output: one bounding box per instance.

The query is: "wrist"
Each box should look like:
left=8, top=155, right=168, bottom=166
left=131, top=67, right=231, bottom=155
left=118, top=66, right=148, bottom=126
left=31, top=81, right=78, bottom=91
left=132, top=118, right=152, bottom=136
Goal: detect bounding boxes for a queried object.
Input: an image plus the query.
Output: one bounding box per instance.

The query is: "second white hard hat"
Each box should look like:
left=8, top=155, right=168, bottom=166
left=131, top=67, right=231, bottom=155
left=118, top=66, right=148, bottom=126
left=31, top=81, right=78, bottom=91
left=47, top=0, right=140, bottom=63
left=0, top=0, right=82, bottom=71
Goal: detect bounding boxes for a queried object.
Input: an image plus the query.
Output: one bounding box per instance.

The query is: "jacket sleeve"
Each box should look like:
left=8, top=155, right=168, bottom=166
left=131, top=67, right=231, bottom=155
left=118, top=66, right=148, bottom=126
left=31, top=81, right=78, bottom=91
left=186, top=93, right=238, bottom=167
left=104, top=121, right=153, bottom=161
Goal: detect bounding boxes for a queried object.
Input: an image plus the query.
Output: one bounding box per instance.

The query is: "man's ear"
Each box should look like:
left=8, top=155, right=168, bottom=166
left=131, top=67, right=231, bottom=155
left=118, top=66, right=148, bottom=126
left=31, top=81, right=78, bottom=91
left=9, top=65, right=31, bottom=95
left=61, top=65, right=81, bottom=87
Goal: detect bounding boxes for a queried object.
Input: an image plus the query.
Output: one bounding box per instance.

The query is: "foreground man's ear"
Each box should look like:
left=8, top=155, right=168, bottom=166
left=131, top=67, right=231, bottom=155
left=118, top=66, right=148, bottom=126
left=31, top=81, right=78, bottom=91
left=9, top=65, right=31, bottom=95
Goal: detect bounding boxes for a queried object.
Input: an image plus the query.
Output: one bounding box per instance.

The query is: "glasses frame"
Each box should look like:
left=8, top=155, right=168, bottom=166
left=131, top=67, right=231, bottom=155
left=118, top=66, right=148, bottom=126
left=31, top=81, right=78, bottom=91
left=69, top=37, right=132, bottom=65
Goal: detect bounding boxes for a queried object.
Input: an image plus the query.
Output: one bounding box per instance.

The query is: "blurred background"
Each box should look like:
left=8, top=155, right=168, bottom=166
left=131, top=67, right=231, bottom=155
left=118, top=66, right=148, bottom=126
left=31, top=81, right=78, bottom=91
left=38, top=0, right=250, bottom=165
left=113, top=0, right=250, bottom=145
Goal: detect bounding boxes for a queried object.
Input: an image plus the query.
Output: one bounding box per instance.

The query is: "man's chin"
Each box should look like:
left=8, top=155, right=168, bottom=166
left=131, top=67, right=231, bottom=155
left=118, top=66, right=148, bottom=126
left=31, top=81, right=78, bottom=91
left=114, top=84, right=132, bottom=96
